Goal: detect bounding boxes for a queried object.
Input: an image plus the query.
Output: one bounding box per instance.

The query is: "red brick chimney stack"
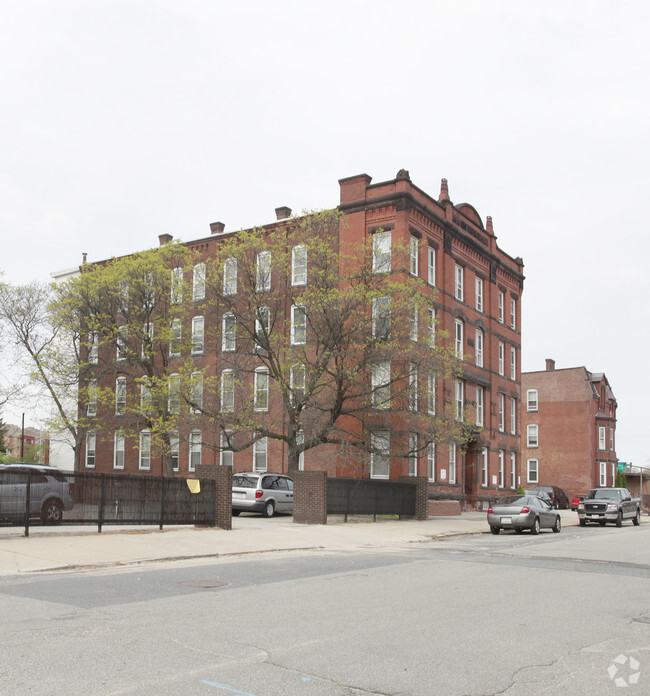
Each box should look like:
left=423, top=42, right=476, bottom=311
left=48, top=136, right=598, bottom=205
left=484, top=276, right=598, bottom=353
left=275, top=206, right=292, bottom=220
left=546, top=359, right=556, bottom=371
left=159, top=233, right=173, bottom=246
left=439, top=178, right=450, bottom=201
left=209, top=222, right=225, bottom=235
left=486, top=216, right=494, bottom=234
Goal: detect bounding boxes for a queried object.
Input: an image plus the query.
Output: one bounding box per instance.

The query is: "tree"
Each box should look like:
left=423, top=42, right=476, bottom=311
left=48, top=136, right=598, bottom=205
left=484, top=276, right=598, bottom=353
left=199, top=209, right=467, bottom=477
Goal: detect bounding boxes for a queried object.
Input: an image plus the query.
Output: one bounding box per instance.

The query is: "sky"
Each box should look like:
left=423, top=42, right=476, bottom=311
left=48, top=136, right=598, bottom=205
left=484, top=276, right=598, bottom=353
left=1, top=1, right=648, bottom=467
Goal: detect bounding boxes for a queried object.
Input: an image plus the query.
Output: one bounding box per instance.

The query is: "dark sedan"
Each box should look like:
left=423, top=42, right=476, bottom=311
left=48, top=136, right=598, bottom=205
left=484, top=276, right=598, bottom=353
left=487, top=495, right=562, bottom=535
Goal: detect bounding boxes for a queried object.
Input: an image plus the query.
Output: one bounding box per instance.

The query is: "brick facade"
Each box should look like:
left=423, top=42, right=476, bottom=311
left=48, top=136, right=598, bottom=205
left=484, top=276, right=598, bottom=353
left=293, top=470, right=328, bottom=524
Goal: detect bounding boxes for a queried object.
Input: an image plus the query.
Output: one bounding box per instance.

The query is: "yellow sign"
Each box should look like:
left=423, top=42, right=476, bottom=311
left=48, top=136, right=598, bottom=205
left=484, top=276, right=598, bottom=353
left=186, top=479, right=201, bottom=494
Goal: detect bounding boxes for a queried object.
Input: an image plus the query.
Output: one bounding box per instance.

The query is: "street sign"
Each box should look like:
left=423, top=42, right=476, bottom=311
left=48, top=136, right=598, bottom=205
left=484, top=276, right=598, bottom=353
left=617, top=462, right=627, bottom=472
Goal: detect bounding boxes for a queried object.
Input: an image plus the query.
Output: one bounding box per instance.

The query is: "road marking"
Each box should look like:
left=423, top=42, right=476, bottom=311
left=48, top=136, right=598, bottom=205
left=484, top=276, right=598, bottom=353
left=201, top=681, right=258, bottom=696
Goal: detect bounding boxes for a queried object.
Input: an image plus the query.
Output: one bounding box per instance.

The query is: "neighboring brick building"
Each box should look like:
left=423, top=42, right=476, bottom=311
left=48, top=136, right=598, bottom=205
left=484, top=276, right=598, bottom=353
left=82, top=170, right=524, bottom=509
left=521, top=359, right=618, bottom=497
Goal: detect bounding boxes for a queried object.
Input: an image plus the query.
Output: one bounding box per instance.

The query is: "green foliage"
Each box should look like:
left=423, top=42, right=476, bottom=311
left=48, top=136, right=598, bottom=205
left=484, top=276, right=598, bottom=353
left=615, top=469, right=627, bottom=488
left=517, top=485, right=526, bottom=495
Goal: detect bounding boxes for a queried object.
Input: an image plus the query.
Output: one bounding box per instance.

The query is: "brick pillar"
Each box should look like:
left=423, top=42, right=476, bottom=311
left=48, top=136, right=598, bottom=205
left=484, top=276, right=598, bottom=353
left=400, top=476, right=428, bottom=520
left=196, top=465, right=232, bottom=530
left=293, top=471, right=327, bottom=524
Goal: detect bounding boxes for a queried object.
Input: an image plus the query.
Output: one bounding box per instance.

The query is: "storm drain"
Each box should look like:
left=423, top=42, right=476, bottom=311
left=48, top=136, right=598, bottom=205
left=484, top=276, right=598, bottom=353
left=178, top=580, right=229, bottom=589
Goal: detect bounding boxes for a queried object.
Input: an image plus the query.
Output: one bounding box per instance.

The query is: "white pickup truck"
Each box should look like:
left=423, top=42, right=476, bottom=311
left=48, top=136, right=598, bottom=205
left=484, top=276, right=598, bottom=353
left=577, top=487, right=641, bottom=527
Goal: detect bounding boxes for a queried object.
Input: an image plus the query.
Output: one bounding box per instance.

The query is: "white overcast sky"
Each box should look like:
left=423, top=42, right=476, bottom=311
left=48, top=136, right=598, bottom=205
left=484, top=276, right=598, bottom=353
left=1, top=1, right=648, bottom=469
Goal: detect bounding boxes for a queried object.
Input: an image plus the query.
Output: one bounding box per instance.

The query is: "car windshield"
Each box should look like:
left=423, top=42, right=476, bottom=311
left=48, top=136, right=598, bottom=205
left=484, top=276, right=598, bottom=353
left=588, top=489, right=621, bottom=499
left=497, top=495, right=528, bottom=506
left=232, top=475, right=258, bottom=488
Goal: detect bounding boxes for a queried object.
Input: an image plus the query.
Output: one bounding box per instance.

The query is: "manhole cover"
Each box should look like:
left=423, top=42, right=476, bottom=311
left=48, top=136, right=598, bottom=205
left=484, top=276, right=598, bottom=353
left=178, top=580, right=229, bottom=589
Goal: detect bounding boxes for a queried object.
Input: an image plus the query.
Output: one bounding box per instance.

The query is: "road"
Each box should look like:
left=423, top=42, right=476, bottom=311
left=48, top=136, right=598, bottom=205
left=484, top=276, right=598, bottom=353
left=1, top=522, right=649, bottom=695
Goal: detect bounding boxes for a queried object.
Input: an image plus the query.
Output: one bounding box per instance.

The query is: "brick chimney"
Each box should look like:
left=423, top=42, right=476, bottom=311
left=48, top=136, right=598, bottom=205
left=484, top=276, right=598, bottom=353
left=210, top=221, right=225, bottom=235
left=275, top=206, right=292, bottom=220
left=546, top=358, right=556, bottom=371
left=439, top=178, right=450, bottom=201
left=159, top=233, right=173, bottom=246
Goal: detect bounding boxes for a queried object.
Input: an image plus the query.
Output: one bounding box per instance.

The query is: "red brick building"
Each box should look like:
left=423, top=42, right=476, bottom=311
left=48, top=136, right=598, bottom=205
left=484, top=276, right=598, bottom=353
left=83, top=170, right=524, bottom=508
left=521, top=359, right=618, bottom=497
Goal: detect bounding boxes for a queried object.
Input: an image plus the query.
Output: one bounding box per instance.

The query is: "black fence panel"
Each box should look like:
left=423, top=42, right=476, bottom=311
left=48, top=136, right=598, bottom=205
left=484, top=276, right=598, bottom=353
left=327, top=478, right=416, bottom=518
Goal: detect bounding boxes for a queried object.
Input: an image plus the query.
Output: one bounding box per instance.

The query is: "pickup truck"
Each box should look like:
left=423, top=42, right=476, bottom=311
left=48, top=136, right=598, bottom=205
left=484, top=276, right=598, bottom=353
left=577, top=487, right=641, bottom=527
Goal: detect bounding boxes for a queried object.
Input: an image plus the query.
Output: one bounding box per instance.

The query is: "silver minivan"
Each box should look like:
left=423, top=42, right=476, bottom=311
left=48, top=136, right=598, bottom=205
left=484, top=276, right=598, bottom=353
left=231, top=472, right=293, bottom=518
left=0, top=464, right=74, bottom=524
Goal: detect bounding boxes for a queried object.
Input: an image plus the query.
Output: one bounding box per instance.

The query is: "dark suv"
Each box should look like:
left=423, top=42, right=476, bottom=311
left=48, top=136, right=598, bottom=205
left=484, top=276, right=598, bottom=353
left=0, top=464, right=74, bottom=524
left=534, top=485, right=569, bottom=510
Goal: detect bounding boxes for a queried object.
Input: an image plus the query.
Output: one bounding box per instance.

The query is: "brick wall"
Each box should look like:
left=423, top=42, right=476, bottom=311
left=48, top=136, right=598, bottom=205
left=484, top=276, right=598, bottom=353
left=293, top=470, right=327, bottom=524
left=195, top=464, right=232, bottom=530
left=400, top=476, right=428, bottom=520
left=428, top=500, right=462, bottom=516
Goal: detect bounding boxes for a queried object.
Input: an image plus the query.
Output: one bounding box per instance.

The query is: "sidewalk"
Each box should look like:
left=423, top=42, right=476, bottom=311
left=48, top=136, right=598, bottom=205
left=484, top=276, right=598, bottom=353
left=0, top=510, right=579, bottom=576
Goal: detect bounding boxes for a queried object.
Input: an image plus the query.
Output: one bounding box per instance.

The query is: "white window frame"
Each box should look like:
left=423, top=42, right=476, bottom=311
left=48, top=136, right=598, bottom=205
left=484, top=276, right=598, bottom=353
left=498, top=393, right=505, bottom=432
left=170, top=432, right=180, bottom=472
left=527, top=458, right=539, bottom=484
left=409, top=235, right=419, bottom=276
left=498, top=291, right=504, bottom=323
left=117, top=326, right=128, bottom=361
left=88, top=331, right=99, bottom=364
left=427, top=442, right=435, bottom=482
left=370, top=430, right=390, bottom=479
left=113, top=431, right=125, bottom=470
left=455, top=264, right=464, bottom=301
left=141, top=322, right=154, bottom=359
left=171, top=267, right=183, bottom=304
left=255, top=306, right=271, bottom=352
left=427, top=373, right=436, bottom=415
left=455, top=319, right=464, bottom=359
left=475, top=328, right=483, bottom=367
left=427, top=246, right=436, bottom=286
left=220, top=431, right=233, bottom=467
left=140, top=381, right=152, bottom=414
left=253, top=434, right=268, bottom=473
left=449, top=443, right=457, bottom=484
left=410, top=303, right=418, bottom=341
left=498, top=450, right=505, bottom=488
left=475, top=386, right=484, bottom=427
left=527, top=424, right=539, bottom=448
left=190, top=371, right=203, bottom=413
left=189, top=431, right=201, bottom=472
left=256, top=251, right=272, bottom=292
left=290, top=363, right=306, bottom=406
left=192, top=263, right=206, bottom=301
left=428, top=307, right=436, bottom=347
left=86, top=379, right=97, bottom=417
left=85, top=431, right=96, bottom=469
left=510, top=346, right=516, bottom=380
left=598, top=426, right=606, bottom=450
left=291, top=245, right=307, bottom=286
left=372, top=296, right=390, bottom=340
left=222, top=312, right=236, bottom=352
left=498, top=341, right=505, bottom=376
left=455, top=380, right=464, bottom=421
left=169, top=319, right=182, bottom=357
left=481, top=447, right=488, bottom=486
left=475, top=277, right=483, bottom=312
left=409, top=364, right=418, bottom=412
left=139, top=431, right=151, bottom=471
left=527, top=389, right=538, bottom=412
left=371, top=362, right=391, bottom=409
left=599, top=461, right=607, bottom=486
left=372, top=230, right=391, bottom=273
left=510, top=397, right=516, bottom=435
left=191, top=316, right=204, bottom=355
left=221, top=370, right=235, bottom=412
left=510, top=452, right=516, bottom=489
left=510, top=298, right=516, bottom=329
left=297, top=430, right=305, bottom=471
left=408, top=433, right=418, bottom=476
left=115, top=377, right=126, bottom=415
left=290, top=305, right=306, bottom=345
left=254, top=368, right=269, bottom=411
left=223, top=258, right=237, bottom=296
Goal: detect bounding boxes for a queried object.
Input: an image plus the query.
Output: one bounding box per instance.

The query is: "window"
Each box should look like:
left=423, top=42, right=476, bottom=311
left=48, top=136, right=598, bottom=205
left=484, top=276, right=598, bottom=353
left=254, top=368, right=269, bottom=411
left=297, top=430, right=305, bottom=471
left=498, top=341, right=505, bottom=375
left=510, top=397, right=516, bottom=435
left=498, top=393, right=505, bottom=432
left=409, top=364, right=418, bottom=411
left=139, top=431, right=151, bottom=471
left=510, top=298, right=516, bottom=329
left=255, top=306, right=270, bottom=352
left=115, top=377, right=126, bottom=415
left=598, top=426, right=606, bottom=450
left=427, top=442, right=435, bottom=481
left=223, top=258, right=237, bottom=295
left=189, top=431, right=201, bottom=472
left=449, top=443, right=457, bottom=484
left=599, top=461, right=607, bottom=486
left=498, top=291, right=504, bottom=323
left=610, top=427, right=615, bottom=451
left=170, top=319, right=182, bottom=356
left=85, top=431, right=96, bottom=469
left=113, top=431, right=125, bottom=470
left=171, top=267, right=183, bottom=304
left=498, top=450, right=505, bottom=488
left=221, top=370, right=235, bottom=412
left=371, top=362, right=391, bottom=409
left=475, top=386, right=484, bottom=427
left=190, top=372, right=203, bottom=413
left=455, top=380, right=464, bottom=421
left=140, top=381, right=152, bottom=414
left=253, top=434, right=268, bottom=472
left=372, top=230, right=391, bottom=273
left=191, top=316, right=204, bottom=354
left=527, top=424, right=538, bottom=448
left=291, top=245, right=307, bottom=286
left=428, top=307, right=436, bottom=347
left=88, top=332, right=98, bottom=364
left=481, top=448, right=488, bottom=486
left=142, top=322, right=153, bottom=359
left=370, top=430, right=390, bottom=479
left=454, top=319, right=464, bottom=358
left=511, top=452, right=516, bottom=489
left=409, top=433, right=418, bottom=476
left=475, top=328, right=483, bottom=367
left=168, top=374, right=180, bottom=414
left=527, top=389, right=538, bottom=412
left=409, top=235, right=418, bottom=276
left=454, top=265, right=464, bottom=301
left=86, top=379, right=97, bottom=417
left=220, top=431, right=233, bottom=467
left=222, top=312, right=236, bottom=351
left=117, top=326, right=128, bottom=361
left=192, top=263, right=206, bottom=301
left=256, top=251, right=271, bottom=292
left=475, top=277, right=483, bottom=312
left=427, top=247, right=436, bottom=286
left=372, top=297, right=390, bottom=340
left=290, top=364, right=306, bottom=406
left=427, top=373, right=436, bottom=415
left=510, top=347, right=516, bottom=380
left=170, top=432, right=179, bottom=472
left=291, top=305, right=306, bottom=345
left=527, top=458, right=539, bottom=484
left=410, top=303, right=418, bottom=341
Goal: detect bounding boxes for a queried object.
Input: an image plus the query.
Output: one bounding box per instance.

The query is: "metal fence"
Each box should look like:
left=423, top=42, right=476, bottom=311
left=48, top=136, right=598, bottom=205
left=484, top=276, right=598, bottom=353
left=327, top=477, right=416, bottom=520
left=0, top=470, right=215, bottom=535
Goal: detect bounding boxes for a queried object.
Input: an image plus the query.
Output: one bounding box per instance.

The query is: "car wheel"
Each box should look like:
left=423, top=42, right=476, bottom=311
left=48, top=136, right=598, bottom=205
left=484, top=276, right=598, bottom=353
left=515, top=528, right=523, bottom=534
left=530, top=518, right=540, bottom=535
left=598, top=520, right=606, bottom=526
left=553, top=516, right=561, bottom=533
left=262, top=501, right=275, bottom=518
left=633, top=510, right=641, bottom=526
left=579, top=518, right=586, bottom=527
left=41, top=500, right=63, bottom=525
left=490, top=526, right=500, bottom=535
left=616, top=511, right=623, bottom=528
left=232, top=510, right=241, bottom=517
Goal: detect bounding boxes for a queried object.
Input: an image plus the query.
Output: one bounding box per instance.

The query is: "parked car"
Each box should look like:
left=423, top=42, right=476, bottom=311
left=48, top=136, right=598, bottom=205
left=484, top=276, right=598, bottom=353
left=524, top=489, right=553, bottom=506
left=0, top=463, right=74, bottom=524
left=231, top=472, right=294, bottom=518
left=534, top=485, right=569, bottom=509
left=571, top=494, right=586, bottom=511
left=487, top=494, right=561, bottom=535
